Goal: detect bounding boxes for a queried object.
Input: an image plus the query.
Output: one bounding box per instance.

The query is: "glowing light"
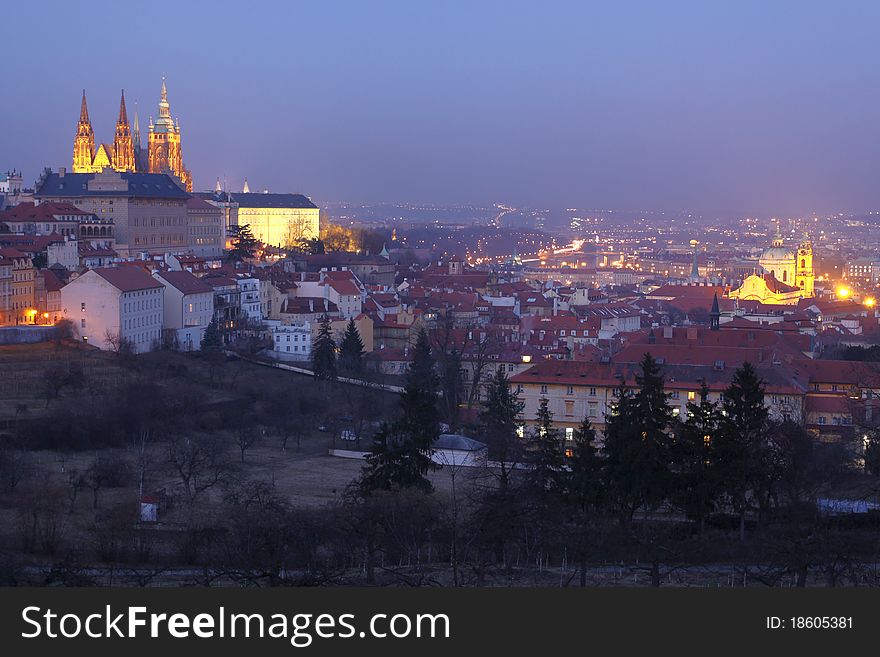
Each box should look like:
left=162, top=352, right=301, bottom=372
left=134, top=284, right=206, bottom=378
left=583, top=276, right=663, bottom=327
left=865, top=298, right=876, bottom=308
left=837, top=287, right=851, bottom=299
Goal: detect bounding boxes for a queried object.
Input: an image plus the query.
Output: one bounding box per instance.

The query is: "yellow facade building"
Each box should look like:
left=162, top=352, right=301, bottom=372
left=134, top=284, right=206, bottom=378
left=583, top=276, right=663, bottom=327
left=730, top=232, right=815, bottom=305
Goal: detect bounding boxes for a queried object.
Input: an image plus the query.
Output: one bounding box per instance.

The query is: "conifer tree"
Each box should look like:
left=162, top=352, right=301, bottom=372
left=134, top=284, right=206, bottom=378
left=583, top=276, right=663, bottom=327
left=338, top=318, right=365, bottom=374
left=311, top=315, right=337, bottom=381
left=226, top=223, right=260, bottom=262
left=603, top=354, right=675, bottom=521
left=358, top=328, right=440, bottom=494
left=201, top=318, right=222, bottom=350
left=715, top=361, right=772, bottom=540
left=566, top=414, right=604, bottom=514
left=525, top=398, right=565, bottom=496
left=674, top=380, right=721, bottom=531
left=478, top=367, right=525, bottom=491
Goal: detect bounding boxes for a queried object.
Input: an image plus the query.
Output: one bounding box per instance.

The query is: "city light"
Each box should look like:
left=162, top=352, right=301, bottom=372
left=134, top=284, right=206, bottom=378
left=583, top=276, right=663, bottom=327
left=837, top=286, right=851, bottom=299
left=865, top=298, right=876, bottom=308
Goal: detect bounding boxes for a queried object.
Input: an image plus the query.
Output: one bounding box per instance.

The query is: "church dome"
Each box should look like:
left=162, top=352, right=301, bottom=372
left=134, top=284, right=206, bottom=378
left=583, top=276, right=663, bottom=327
left=759, top=246, right=794, bottom=265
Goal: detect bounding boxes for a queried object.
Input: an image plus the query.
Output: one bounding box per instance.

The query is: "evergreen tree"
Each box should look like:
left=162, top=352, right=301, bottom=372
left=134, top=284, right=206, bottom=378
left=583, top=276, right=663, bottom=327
left=338, top=319, right=365, bottom=374
left=603, top=354, right=675, bottom=521
left=564, top=414, right=605, bottom=586
left=674, top=380, right=721, bottom=531
left=226, top=224, right=260, bottom=262
left=311, top=315, right=337, bottom=381
left=201, top=318, right=222, bottom=350
left=358, top=328, right=440, bottom=494
left=525, top=398, right=565, bottom=495
left=524, top=398, right=566, bottom=562
left=566, top=415, right=604, bottom=514
left=715, top=361, right=771, bottom=540
left=478, top=367, right=525, bottom=491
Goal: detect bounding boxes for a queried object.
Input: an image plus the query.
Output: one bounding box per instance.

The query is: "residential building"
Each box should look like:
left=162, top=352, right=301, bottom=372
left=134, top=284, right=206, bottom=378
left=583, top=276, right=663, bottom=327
left=60, top=266, right=164, bottom=353
left=154, top=270, right=214, bottom=350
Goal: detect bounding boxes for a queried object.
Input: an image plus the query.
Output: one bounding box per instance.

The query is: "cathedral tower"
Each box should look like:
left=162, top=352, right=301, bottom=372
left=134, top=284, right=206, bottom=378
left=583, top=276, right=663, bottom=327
left=148, top=77, right=192, bottom=191
left=72, top=90, right=96, bottom=173
left=796, top=233, right=815, bottom=298
left=112, top=90, right=136, bottom=172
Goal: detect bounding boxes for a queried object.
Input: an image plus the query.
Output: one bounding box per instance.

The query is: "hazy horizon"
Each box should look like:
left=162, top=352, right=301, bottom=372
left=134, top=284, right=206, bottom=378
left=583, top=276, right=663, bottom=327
left=4, top=1, right=880, bottom=217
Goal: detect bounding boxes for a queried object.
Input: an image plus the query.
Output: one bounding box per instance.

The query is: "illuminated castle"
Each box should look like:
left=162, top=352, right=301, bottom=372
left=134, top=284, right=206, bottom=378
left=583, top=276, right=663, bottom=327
left=72, top=79, right=192, bottom=191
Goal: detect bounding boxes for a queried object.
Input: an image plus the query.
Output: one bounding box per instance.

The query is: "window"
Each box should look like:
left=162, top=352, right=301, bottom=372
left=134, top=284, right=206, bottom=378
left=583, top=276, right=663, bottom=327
left=670, top=391, right=680, bottom=400
left=565, top=427, right=574, bottom=442
left=818, top=416, right=826, bottom=425
left=540, top=385, right=548, bottom=394
left=567, top=385, right=574, bottom=395
left=81, top=302, right=86, bottom=312
left=564, top=400, right=574, bottom=416
left=80, top=318, right=86, bottom=328
left=589, top=387, right=596, bottom=396
left=687, top=391, right=696, bottom=401
left=588, top=401, right=598, bottom=417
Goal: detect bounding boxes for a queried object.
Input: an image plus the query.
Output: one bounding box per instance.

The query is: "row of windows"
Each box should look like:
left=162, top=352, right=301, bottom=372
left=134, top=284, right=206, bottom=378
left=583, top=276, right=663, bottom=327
left=133, top=234, right=187, bottom=246
left=123, top=314, right=160, bottom=330
left=123, top=297, right=160, bottom=312
left=276, top=333, right=307, bottom=342
left=131, top=216, right=187, bottom=227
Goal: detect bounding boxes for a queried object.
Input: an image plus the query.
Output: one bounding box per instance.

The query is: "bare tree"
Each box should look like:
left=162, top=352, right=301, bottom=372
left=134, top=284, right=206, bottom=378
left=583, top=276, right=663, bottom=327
left=167, top=434, right=233, bottom=506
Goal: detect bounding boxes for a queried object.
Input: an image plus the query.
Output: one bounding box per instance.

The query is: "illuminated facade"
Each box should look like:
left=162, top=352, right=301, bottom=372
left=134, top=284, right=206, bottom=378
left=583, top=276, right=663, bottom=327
left=147, top=78, right=192, bottom=192
left=71, top=80, right=192, bottom=192
left=730, top=232, right=814, bottom=305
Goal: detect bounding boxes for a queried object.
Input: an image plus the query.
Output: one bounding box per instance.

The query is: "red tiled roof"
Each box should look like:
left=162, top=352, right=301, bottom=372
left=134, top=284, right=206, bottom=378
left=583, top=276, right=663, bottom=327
left=156, top=270, right=213, bottom=295
left=91, top=266, right=164, bottom=292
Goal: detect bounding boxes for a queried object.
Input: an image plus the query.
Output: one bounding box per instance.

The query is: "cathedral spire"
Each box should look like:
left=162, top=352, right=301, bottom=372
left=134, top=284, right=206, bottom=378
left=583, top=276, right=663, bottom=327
left=73, top=89, right=96, bottom=173
left=133, top=105, right=140, bottom=147
left=79, top=89, right=90, bottom=123
left=243, top=178, right=250, bottom=193
left=117, top=89, right=129, bottom=124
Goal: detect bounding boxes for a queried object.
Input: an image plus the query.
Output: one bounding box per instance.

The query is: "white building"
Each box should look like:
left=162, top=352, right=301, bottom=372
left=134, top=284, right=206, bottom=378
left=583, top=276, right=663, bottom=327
left=153, top=270, right=215, bottom=351
left=293, top=270, right=364, bottom=320
left=60, top=266, right=164, bottom=354
left=236, top=274, right=262, bottom=323
left=268, top=320, right=312, bottom=361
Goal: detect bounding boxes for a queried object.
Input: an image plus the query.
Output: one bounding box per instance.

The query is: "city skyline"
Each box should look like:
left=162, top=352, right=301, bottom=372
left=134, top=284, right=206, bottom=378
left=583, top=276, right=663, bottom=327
left=5, top=1, right=880, bottom=215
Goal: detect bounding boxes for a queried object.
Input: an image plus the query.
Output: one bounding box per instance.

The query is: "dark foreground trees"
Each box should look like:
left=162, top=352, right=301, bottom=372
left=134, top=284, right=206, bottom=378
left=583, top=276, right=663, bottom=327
left=357, top=329, right=440, bottom=495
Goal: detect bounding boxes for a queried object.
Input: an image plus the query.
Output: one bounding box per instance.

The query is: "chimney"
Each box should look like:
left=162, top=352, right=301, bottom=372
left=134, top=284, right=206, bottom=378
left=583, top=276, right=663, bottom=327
left=58, top=167, right=66, bottom=177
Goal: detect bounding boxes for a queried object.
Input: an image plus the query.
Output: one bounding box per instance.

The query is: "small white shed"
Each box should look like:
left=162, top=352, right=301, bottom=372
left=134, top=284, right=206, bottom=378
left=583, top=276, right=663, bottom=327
left=431, top=434, right=488, bottom=468
left=140, top=494, right=160, bottom=523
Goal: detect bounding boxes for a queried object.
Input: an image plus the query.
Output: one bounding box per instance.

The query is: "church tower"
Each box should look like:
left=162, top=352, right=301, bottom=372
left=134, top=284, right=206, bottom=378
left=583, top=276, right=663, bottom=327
left=112, top=90, right=136, bottom=172
left=796, top=233, right=815, bottom=298
left=148, top=77, right=192, bottom=191
left=72, top=90, right=96, bottom=172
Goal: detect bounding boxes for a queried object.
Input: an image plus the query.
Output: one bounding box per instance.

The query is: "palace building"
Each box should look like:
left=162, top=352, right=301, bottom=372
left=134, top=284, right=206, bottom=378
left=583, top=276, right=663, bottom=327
left=729, top=231, right=815, bottom=305
left=71, top=79, right=192, bottom=192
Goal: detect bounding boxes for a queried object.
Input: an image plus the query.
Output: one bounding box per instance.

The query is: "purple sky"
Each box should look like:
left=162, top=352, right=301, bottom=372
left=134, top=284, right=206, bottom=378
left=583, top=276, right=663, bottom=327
left=4, top=1, right=880, bottom=216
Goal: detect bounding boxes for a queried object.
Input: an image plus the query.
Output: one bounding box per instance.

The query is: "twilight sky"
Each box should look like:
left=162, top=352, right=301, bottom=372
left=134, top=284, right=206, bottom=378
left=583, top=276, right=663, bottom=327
left=4, top=1, right=880, bottom=216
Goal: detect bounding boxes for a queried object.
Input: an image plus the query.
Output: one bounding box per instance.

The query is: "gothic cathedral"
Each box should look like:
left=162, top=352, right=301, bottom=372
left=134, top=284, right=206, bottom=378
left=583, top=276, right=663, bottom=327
left=71, top=79, right=192, bottom=191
